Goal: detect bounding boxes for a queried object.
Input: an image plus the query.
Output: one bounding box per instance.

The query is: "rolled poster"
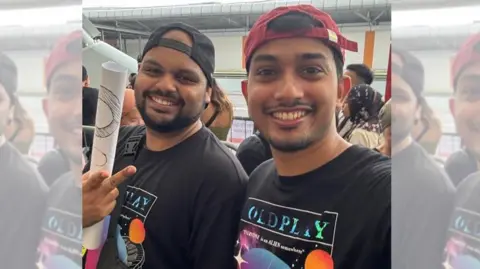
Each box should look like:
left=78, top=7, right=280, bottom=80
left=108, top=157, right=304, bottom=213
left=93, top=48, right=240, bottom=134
left=83, top=61, right=128, bottom=250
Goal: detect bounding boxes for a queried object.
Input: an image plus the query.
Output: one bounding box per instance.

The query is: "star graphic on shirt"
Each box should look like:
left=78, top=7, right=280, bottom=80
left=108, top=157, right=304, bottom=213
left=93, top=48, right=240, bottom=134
left=36, top=261, right=45, bottom=269
left=234, top=249, right=248, bottom=268
left=442, top=256, right=453, bottom=269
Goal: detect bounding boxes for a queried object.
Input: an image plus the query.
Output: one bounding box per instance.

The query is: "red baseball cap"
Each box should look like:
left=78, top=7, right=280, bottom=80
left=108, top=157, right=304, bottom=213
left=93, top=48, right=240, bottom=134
left=45, top=30, right=82, bottom=87
left=451, top=33, right=480, bottom=90
left=244, top=5, right=358, bottom=69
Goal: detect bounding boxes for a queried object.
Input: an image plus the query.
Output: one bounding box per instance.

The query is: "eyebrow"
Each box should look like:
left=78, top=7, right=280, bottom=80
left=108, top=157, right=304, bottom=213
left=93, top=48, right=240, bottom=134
left=142, top=59, right=162, bottom=68
left=252, top=53, right=328, bottom=64
left=143, top=58, right=199, bottom=78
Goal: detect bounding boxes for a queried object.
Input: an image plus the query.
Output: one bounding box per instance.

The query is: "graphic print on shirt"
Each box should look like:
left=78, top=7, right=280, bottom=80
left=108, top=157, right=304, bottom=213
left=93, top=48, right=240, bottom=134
left=37, top=207, right=83, bottom=269
left=443, top=207, right=480, bottom=269
left=118, top=185, right=158, bottom=269
left=235, top=197, right=338, bottom=269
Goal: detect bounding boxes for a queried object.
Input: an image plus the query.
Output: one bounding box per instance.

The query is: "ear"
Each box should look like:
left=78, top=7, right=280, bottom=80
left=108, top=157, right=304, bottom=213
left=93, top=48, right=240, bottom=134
left=205, top=86, right=212, bottom=105
left=42, top=97, right=49, bottom=117
left=241, top=80, right=248, bottom=102
left=336, top=76, right=348, bottom=107
left=449, top=97, right=455, bottom=116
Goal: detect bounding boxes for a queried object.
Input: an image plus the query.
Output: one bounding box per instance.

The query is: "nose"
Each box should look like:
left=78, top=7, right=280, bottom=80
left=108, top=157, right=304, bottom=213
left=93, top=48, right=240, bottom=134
left=274, top=72, right=304, bottom=102
left=154, top=73, right=177, bottom=93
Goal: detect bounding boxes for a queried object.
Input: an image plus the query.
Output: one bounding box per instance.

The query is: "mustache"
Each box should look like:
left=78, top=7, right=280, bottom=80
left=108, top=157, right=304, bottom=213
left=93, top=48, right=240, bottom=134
left=142, top=89, right=182, bottom=103
left=263, top=99, right=315, bottom=113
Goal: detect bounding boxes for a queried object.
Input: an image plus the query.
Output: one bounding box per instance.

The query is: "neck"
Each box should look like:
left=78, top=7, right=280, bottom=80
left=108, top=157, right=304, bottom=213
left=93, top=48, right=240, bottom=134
left=146, top=120, right=202, bottom=151
left=271, top=131, right=350, bottom=177
left=392, top=135, right=413, bottom=156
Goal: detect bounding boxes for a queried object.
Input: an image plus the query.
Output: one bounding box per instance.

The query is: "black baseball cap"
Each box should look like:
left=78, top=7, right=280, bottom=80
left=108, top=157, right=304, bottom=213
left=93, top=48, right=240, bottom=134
left=142, top=22, right=215, bottom=87
left=391, top=48, right=424, bottom=99
left=0, top=51, right=17, bottom=103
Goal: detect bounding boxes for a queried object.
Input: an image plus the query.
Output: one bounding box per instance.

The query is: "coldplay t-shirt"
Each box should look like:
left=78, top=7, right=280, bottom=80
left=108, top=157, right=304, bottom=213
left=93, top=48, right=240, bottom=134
left=443, top=171, right=480, bottom=269
left=36, top=172, right=82, bottom=269
left=235, top=145, right=391, bottom=269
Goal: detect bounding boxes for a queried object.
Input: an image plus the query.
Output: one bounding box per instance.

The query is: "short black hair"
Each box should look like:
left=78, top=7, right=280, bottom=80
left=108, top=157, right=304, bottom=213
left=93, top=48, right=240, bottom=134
left=346, top=64, right=374, bottom=85
left=248, top=12, right=344, bottom=78
left=82, top=65, right=88, bottom=81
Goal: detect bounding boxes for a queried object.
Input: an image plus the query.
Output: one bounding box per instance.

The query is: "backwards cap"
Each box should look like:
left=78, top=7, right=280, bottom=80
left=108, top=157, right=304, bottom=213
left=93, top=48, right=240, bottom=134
left=244, top=5, right=358, bottom=69
left=451, top=33, right=480, bottom=90
left=142, top=22, right=215, bottom=87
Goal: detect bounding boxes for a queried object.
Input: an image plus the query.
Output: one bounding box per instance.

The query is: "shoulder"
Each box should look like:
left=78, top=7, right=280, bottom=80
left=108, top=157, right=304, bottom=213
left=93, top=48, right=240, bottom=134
left=346, top=146, right=391, bottom=189
left=117, top=125, right=146, bottom=145
left=199, top=130, right=248, bottom=188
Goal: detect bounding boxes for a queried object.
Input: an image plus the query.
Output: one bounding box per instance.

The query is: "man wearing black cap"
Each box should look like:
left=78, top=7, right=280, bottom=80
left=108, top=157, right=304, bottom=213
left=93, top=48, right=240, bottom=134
left=82, top=23, right=247, bottom=269
left=390, top=48, right=455, bottom=268
left=235, top=5, right=390, bottom=268
left=0, top=51, right=48, bottom=268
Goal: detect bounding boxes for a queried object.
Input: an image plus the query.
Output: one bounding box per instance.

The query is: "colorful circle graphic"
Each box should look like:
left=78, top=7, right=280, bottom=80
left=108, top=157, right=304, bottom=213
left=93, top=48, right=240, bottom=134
left=128, top=218, right=146, bottom=244
left=305, top=250, right=334, bottom=269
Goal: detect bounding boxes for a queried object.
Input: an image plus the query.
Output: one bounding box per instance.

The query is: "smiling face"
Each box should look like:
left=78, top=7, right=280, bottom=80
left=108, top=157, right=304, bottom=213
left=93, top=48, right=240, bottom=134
left=134, top=30, right=211, bottom=133
left=43, top=59, right=83, bottom=164
left=246, top=37, right=342, bottom=152
left=452, top=61, right=480, bottom=158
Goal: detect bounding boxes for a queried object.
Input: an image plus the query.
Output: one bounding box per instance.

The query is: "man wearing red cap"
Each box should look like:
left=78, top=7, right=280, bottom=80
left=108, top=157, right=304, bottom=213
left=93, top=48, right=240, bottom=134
left=235, top=5, right=390, bottom=268
left=442, top=33, right=480, bottom=268
left=445, top=33, right=480, bottom=186
left=35, top=30, right=84, bottom=269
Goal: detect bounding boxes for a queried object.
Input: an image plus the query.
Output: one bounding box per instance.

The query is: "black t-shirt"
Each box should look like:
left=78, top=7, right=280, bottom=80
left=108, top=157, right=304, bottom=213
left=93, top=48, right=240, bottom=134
left=445, top=149, right=477, bottom=186
left=392, top=142, right=456, bottom=269
left=236, top=145, right=391, bottom=268
left=36, top=172, right=82, bottom=269
left=0, top=141, right=48, bottom=269
left=85, top=126, right=248, bottom=269
left=236, top=133, right=272, bottom=175
left=442, top=171, right=480, bottom=267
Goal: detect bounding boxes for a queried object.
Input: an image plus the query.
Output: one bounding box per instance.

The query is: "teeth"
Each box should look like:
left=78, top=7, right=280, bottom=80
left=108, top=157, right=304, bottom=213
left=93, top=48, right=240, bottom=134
left=272, top=111, right=306, bottom=120
left=152, top=96, right=174, bottom=106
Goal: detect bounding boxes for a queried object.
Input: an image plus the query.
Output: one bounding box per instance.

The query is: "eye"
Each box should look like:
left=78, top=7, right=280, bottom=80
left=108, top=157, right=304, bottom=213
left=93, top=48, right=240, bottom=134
left=176, top=74, right=196, bottom=84
left=255, top=68, right=276, bottom=76
left=143, top=66, right=161, bottom=75
left=301, top=66, right=323, bottom=75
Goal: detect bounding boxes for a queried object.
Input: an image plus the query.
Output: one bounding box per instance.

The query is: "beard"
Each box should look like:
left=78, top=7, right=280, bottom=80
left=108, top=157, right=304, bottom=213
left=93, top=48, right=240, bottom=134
left=269, top=137, right=314, bottom=153
left=136, top=89, right=205, bottom=133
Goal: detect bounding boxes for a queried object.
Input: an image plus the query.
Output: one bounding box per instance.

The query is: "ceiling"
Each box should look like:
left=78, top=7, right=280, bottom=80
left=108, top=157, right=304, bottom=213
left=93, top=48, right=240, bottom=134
left=0, top=0, right=78, bottom=9
left=84, top=2, right=391, bottom=40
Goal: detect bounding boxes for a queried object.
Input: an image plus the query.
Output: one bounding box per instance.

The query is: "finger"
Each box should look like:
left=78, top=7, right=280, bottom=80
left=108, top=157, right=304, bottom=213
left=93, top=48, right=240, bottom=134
left=102, top=200, right=117, bottom=218
left=103, top=188, right=120, bottom=203
left=101, top=166, right=136, bottom=192
left=83, top=170, right=109, bottom=191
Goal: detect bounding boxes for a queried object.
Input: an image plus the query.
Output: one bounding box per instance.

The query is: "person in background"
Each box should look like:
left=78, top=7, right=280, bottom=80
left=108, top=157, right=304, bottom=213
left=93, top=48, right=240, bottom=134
left=5, top=98, right=35, bottom=155
left=236, top=80, right=272, bottom=175
left=445, top=33, right=480, bottom=186
left=411, top=97, right=443, bottom=155
left=338, top=64, right=375, bottom=136
left=344, top=63, right=375, bottom=87
left=82, top=66, right=98, bottom=127
left=236, top=5, right=390, bottom=268
left=121, top=88, right=144, bottom=126
left=376, top=99, right=391, bottom=156
left=0, top=51, right=48, bottom=269
left=390, top=47, right=455, bottom=269
left=200, top=78, right=233, bottom=140
left=339, top=84, right=384, bottom=148
left=35, top=30, right=84, bottom=269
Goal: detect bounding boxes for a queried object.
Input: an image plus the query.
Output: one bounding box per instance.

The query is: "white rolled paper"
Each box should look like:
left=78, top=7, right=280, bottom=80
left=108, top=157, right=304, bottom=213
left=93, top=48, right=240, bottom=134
left=83, top=61, right=128, bottom=250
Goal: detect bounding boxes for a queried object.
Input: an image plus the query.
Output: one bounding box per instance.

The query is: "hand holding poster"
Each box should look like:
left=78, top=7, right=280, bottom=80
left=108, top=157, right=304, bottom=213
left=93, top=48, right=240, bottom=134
left=83, top=61, right=128, bottom=250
